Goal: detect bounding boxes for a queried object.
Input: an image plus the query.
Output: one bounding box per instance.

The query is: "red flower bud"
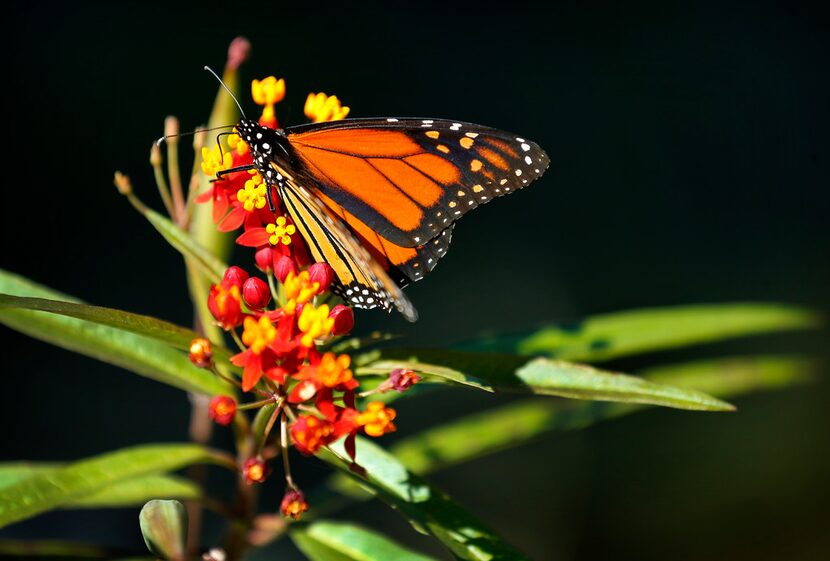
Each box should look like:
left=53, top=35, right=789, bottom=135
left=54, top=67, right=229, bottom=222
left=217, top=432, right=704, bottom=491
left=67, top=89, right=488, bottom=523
left=188, top=338, right=213, bottom=368
left=280, top=488, right=309, bottom=520
left=242, top=456, right=269, bottom=484
left=387, top=368, right=421, bottom=392
left=254, top=246, right=274, bottom=273
left=307, top=262, right=334, bottom=293
left=208, top=283, right=245, bottom=330
left=223, top=266, right=249, bottom=288
left=329, top=304, right=354, bottom=336
left=242, top=277, right=271, bottom=309
left=273, top=255, right=297, bottom=282
left=208, top=395, right=237, bottom=425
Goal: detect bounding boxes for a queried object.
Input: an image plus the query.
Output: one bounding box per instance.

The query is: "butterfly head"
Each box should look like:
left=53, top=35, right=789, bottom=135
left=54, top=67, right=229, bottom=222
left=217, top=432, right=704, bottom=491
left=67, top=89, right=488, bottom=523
left=237, top=118, right=292, bottom=185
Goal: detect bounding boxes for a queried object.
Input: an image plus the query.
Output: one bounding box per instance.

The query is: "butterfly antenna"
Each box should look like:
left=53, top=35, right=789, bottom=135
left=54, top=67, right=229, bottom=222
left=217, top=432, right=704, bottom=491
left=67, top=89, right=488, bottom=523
left=204, top=65, right=247, bottom=119
left=155, top=124, right=235, bottom=146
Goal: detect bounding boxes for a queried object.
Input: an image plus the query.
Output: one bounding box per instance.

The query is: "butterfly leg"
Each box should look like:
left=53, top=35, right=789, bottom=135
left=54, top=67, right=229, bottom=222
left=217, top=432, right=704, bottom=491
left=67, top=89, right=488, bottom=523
left=215, top=164, right=256, bottom=179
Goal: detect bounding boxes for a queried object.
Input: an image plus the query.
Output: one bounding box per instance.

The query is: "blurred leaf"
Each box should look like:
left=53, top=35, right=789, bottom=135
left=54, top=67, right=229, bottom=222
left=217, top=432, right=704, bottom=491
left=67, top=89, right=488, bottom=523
left=0, top=269, right=230, bottom=396
left=0, top=539, right=109, bottom=558
left=291, top=520, right=438, bottom=561
left=0, top=294, right=232, bottom=363
left=139, top=500, right=188, bottom=561
left=359, top=349, right=733, bottom=411
left=333, top=355, right=814, bottom=493
left=0, top=464, right=200, bottom=508
left=142, top=207, right=227, bottom=284
left=252, top=402, right=278, bottom=451
left=0, top=444, right=223, bottom=528
left=457, top=303, right=820, bottom=361
left=328, top=332, right=401, bottom=354
left=319, top=438, right=530, bottom=561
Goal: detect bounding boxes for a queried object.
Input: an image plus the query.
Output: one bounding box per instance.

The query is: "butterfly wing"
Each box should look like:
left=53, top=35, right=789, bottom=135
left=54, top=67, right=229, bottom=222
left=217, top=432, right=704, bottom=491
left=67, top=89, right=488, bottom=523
left=285, top=118, right=549, bottom=248
left=277, top=176, right=418, bottom=321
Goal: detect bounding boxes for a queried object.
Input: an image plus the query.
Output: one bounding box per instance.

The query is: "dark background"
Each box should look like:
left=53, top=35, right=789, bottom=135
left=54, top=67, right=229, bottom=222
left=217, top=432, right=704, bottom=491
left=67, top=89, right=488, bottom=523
left=2, top=1, right=828, bottom=560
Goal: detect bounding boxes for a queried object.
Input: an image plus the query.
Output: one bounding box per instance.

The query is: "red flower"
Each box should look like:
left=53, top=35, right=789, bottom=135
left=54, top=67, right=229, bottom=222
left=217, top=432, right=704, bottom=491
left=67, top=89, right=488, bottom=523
left=328, top=304, right=354, bottom=336
left=207, top=283, right=244, bottom=330
left=290, top=414, right=335, bottom=455
left=242, top=456, right=269, bottom=484
left=242, top=277, right=271, bottom=309
left=208, top=395, right=237, bottom=425
left=280, top=488, right=309, bottom=520
left=188, top=338, right=213, bottom=368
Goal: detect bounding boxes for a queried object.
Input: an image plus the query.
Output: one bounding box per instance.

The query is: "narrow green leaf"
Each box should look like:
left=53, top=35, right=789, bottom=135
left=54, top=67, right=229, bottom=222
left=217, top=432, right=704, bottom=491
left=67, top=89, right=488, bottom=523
left=458, top=303, right=820, bottom=361
left=0, top=465, right=200, bottom=508
left=336, top=355, right=814, bottom=493
left=0, top=294, right=232, bottom=363
left=142, top=208, right=227, bottom=283
left=319, top=438, right=530, bottom=561
left=0, top=444, right=222, bottom=528
left=359, top=349, right=733, bottom=411
left=0, top=270, right=230, bottom=396
left=0, top=539, right=110, bottom=558
left=291, top=520, right=438, bottom=561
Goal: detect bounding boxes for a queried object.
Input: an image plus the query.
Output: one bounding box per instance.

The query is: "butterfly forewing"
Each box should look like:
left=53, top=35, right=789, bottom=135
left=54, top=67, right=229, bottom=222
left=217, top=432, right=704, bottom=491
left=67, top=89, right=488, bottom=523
left=285, top=118, right=549, bottom=248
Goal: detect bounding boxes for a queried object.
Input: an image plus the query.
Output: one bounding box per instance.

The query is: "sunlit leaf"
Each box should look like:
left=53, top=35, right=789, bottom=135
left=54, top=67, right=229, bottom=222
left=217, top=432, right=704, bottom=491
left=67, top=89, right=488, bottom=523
left=0, top=464, right=200, bottom=508
left=0, top=269, right=230, bottom=396
left=359, top=349, right=733, bottom=411
left=457, top=303, right=820, bottom=361
left=0, top=444, right=225, bottom=528
left=319, top=438, right=530, bottom=561
left=0, top=294, right=232, bottom=363
left=0, top=539, right=110, bottom=558
left=333, top=355, right=813, bottom=496
left=291, top=520, right=438, bottom=561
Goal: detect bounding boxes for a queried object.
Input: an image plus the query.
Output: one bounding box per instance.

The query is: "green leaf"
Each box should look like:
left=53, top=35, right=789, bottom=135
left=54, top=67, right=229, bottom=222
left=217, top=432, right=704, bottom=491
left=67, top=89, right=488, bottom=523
left=0, top=294, right=232, bottom=363
left=0, top=539, right=110, bottom=558
left=142, top=207, right=228, bottom=284
left=139, top=500, right=188, bottom=561
left=319, top=438, right=530, bottom=561
left=359, top=349, right=733, bottom=411
left=0, top=269, right=230, bottom=396
left=457, top=303, right=820, bottom=361
left=291, top=520, right=438, bottom=561
left=0, top=464, right=200, bottom=508
left=0, top=444, right=224, bottom=528
left=335, top=355, right=814, bottom=492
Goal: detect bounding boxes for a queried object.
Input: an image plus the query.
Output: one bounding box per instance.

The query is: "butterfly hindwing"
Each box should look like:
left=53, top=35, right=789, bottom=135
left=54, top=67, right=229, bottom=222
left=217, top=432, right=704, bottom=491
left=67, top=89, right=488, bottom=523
left=276, top=174, right=418, bottom=321
left=285, top=118, right=549, bottom=248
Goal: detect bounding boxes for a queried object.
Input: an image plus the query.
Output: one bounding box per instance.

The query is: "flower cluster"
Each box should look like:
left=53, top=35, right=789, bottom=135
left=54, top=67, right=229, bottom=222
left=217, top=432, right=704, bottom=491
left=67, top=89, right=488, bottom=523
left=193, top=75, right=416, bottom=521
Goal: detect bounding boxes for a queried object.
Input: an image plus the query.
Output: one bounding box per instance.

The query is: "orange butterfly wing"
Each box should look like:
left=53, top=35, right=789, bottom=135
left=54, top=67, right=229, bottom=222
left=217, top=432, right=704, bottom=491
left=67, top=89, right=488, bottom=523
left=285, top=118, right=549, bottom=253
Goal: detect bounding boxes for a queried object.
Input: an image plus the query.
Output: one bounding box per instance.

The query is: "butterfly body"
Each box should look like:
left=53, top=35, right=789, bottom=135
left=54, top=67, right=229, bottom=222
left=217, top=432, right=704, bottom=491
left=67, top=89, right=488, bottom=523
left=232, top=117, right=549, bottom=321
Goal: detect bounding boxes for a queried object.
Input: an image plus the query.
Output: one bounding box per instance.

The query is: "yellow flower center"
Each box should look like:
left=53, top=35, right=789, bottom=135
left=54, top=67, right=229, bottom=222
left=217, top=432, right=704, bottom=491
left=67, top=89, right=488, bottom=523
left=304, top=92, right=350, bottom=123
left=200, top=145, right=233, bottom=176
left=283, top=271, right=320, bottom=315
left=241, top=316, right=277, bottom=355
left=266, top=216, right=296, bottom=245
left=236, top=175, right=267, bottom=211
left=297, top=304, right=335, bottom=347
left=316, top=352, right=353, bottom=387
left=358, top=402, right=397, bottom=437
left=227, top=131, right=249, bottom=156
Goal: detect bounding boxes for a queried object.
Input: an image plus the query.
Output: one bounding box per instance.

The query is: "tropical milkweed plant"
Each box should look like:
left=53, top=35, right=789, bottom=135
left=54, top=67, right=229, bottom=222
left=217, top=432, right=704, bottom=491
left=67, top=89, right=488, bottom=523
left=0, top=38, right=821, bottom=561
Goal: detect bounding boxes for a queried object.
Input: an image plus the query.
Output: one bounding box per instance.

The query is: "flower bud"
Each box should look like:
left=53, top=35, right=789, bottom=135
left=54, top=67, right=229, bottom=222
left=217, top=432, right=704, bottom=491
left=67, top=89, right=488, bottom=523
left=223, top=266, right=249, bottom=288
left=208, top=284, right=245, bottom=330
left=328, top=304, right=354, bottom=336
left=254, top=246, right=274, bottom=273
left=242, top=277, right=271, bottom=309
left=280, top=488, right=309, bottom=520
left=188, top=338, right=213, bottom=368
left=307, top=262, right=334, bottom=293
left=208, top=395, right=237, bottom=426
left=273, top=255, right=297, bottom=283
left=242, top=456, right=269, bottom=484
left=388, top=368, right=421, bottom=392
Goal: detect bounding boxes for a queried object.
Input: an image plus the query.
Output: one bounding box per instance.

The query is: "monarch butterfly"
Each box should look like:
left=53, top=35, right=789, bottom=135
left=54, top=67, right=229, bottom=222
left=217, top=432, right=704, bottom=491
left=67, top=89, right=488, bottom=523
left=209, top=73, right=549, bottom=322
